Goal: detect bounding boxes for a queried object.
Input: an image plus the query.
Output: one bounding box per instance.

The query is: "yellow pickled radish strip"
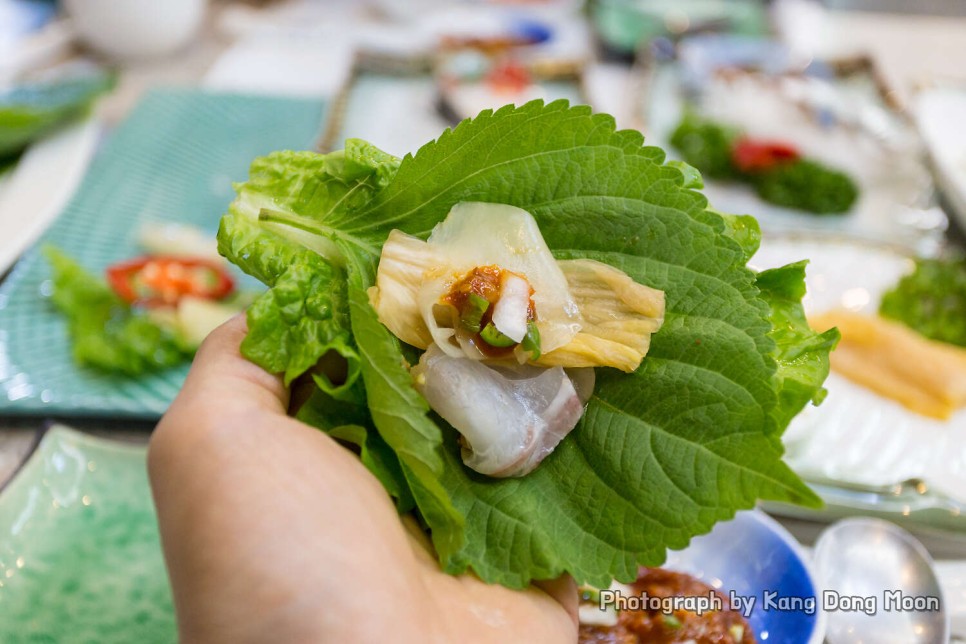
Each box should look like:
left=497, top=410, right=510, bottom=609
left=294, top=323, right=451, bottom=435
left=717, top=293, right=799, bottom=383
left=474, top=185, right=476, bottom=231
left=829, top=343, right=955, bottom=420
left=810, top=310, right=966, bottom=420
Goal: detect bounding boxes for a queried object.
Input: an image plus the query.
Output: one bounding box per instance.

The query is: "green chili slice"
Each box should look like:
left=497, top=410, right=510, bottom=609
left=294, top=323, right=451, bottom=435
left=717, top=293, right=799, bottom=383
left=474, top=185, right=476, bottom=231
left=661, top=614, right=682, bottom=629
left=521, top=321, right=541, bottom=360
left=480, top=322, right=516, bottom=347
left=460, top=293, right=490, bottom=334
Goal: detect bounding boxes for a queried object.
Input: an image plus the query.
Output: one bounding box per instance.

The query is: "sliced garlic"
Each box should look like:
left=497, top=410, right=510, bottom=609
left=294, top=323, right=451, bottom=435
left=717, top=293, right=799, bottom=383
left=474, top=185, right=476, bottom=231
left=491, top=274, right=530, bottom=342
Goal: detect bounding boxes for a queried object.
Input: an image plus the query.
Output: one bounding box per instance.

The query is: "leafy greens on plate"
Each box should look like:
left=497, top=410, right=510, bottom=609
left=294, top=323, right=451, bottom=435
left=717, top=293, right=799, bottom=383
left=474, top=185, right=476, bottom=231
left=45, top=246, right=248, bottom=376
left=217, top=100, right=838, bottom=588
left=44, top=247, right=189, bottom=376
left=0, top=69, right=114, bottom=171
left=670, top=112, right=860, bottom=215
left=880, top=257, right=966, bottom=348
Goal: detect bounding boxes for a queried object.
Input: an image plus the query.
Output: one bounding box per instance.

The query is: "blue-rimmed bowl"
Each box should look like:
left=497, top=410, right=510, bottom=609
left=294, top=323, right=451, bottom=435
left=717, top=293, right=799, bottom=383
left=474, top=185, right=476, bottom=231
left=665, top=509, right=825, bottom=644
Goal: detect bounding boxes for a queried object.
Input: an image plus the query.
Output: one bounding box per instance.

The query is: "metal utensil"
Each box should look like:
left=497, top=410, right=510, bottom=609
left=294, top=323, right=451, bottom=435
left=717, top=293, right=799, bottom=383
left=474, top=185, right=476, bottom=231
left=804, top=476, right=966, bottom=517
left=814, top=517, right=949, bottom=644
left=808, top=476, right=932, bottom=497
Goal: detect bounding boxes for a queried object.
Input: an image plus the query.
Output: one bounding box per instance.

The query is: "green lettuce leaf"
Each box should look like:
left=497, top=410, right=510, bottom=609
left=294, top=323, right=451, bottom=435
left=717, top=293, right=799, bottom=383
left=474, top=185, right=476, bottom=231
left=218, top=215, right=359, bottom=392
left=219, top=140, right=467, bottom=550
left=756, top=261, right=841, bottom=429
left=667, top=159, right=704, bottom=190
left=218, top=100, right=832, bottom=588
left=226, top=141, right=399, bottom=264
left=44, top=246, right=188, bottom=375
left=217, top=140, right=399, bottom=391
left=716, top=210, right=761, bottom=263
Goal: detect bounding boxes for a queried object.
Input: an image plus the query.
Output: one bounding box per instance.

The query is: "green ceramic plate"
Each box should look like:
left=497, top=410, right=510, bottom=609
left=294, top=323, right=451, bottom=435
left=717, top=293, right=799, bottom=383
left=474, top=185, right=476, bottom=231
left=0, top=425, right=176, bottom=643
left=0, top=89, right=327, bottom=418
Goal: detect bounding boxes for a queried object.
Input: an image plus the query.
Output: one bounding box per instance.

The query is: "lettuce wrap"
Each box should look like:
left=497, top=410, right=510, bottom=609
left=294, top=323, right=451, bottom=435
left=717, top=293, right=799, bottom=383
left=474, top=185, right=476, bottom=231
left=216, top=101, right=838, bottom=588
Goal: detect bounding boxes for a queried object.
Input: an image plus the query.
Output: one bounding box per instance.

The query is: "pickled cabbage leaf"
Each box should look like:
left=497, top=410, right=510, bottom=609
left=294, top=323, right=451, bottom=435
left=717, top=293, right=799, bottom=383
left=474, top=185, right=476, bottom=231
left=217, top=100, right=831, bottom=588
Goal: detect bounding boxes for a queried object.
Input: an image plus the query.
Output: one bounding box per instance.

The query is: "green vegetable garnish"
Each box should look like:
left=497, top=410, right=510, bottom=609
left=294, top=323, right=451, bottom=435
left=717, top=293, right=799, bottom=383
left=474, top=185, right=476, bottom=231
left=579, top=585, right=602, bottom=604
left=0, top=69, right=115, bottom=159
left=670, top=113, right=859, bottom=214
left=43, top=246, right=188, bottom=375
left=752, top=159, right=859, bottom=215
left=217, top=101, right=833, bottom=589
left=879, top=257, right=966, bottom=347
left=661, top=614, right=682, bottom=629
left=460, top=293, right=490, bottom=334
left=669, top=112, right=740, bottom=180
left=521, top=320, right=541, bottom=360
left=479, top=322, right=516, bottom=347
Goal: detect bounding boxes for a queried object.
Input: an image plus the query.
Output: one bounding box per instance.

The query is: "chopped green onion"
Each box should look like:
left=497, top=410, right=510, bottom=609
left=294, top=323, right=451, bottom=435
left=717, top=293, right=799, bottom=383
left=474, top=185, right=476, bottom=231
left=480, top=322, right=516, bottom=347
left=521, top=320, right=541, bottom=360
left=460, top=293, right=490, bottom=334
left=661, top=613, right=682, bottom=629
left=578, top=585, right=601, bottom=604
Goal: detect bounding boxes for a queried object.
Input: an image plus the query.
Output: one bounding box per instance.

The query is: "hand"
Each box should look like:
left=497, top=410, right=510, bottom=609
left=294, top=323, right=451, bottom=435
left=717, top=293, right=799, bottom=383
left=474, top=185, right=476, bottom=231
left=148, top=316, right=578, bottom=643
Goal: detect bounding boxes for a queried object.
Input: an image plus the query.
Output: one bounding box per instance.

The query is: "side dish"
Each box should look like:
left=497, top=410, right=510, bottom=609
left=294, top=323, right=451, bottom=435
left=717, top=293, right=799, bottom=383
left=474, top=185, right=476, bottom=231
left=805, top=257, right=966, bottom=420
left=880, top=257, right=966, bottom=348
left=811, top=310, right=966, bottom=420
left=670, top=113, right=859, bottom=215
left=44, top=225, right=247, bottom=375
left=578, top=569, right=755, bottom=644
left=0, top=69, right=114, bottom=173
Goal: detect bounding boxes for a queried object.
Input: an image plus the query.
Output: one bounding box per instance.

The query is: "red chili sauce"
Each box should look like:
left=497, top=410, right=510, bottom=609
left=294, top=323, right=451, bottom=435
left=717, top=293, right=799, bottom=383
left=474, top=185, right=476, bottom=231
left=442, top=265, right=505, bottom=311
left=579, top=568, right=756, bottom=644
left=442, top=265, right=535, bottom=358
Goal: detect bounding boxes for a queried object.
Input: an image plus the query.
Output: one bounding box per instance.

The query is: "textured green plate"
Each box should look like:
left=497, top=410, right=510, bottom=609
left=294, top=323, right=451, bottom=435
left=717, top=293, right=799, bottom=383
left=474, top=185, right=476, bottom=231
left=0, top=426, right=175, bottom=643
left=0, top=89, right=327, bottom=418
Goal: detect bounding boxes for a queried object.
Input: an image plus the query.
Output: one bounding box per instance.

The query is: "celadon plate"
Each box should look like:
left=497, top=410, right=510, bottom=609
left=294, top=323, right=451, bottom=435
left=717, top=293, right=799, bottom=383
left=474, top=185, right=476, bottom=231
left=0, top=89, right=327, bottom=418
left=0, top=425, right=176, bottom=643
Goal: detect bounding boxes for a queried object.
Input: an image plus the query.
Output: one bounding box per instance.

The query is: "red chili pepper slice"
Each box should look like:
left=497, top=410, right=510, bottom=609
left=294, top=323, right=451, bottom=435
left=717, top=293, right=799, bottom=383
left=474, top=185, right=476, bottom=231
left=731, top=138, right=800, bottom=173
left=106, top=256, right=234, bottom=307
left=485, top=60, right=531, bottom=94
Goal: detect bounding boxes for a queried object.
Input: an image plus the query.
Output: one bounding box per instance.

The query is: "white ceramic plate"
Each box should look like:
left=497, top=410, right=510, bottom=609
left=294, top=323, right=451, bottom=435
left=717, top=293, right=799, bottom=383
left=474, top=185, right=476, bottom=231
left=640, top=57, right=947, bottom=256
left=752, top=236, right=966, bottom=507
left=0, top=117, right=100, bottom=276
